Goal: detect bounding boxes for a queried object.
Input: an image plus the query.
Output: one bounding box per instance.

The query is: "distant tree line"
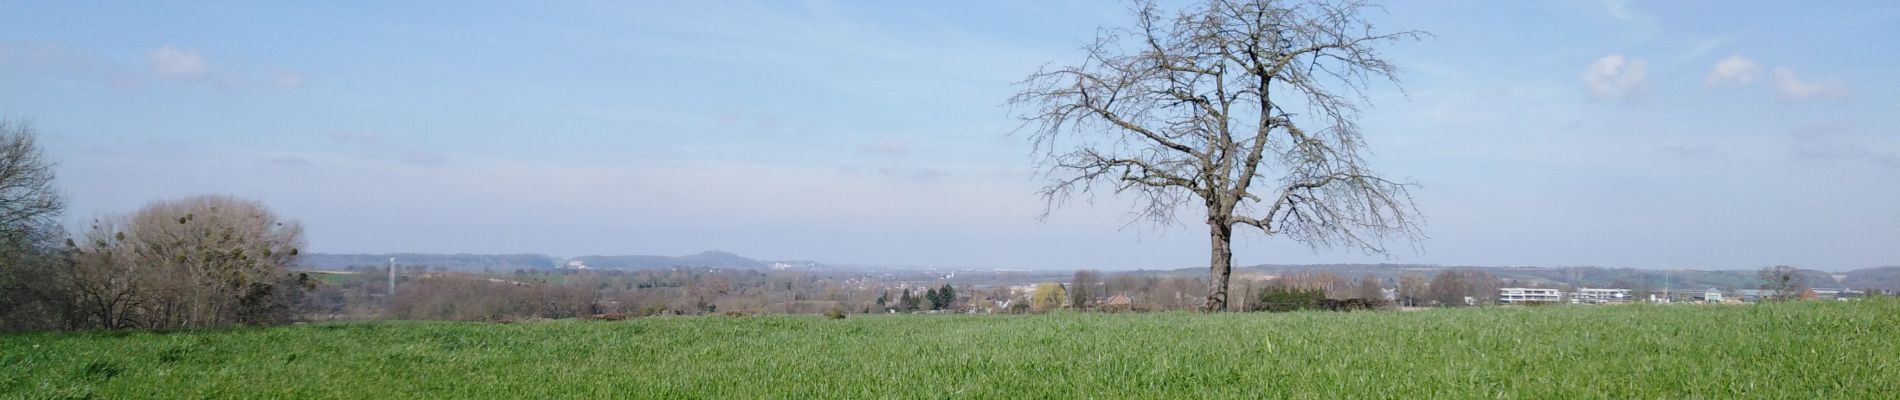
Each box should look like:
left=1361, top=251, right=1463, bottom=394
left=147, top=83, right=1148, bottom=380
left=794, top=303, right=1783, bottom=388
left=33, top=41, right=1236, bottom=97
left=300, top=253, right=558, bottom=271
left=1029, top=267, right=1507, bottom=313
left=313, top=266, right=899, bottom=321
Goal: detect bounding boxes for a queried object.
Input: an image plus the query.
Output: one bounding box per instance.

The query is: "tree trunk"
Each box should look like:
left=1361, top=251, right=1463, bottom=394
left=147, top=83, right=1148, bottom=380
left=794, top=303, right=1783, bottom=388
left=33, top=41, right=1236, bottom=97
left=1204, top=222, right=1234, bottom=312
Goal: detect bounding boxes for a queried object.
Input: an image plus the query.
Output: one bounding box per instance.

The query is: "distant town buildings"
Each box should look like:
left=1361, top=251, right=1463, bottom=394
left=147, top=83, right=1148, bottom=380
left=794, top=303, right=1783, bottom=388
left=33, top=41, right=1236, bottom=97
left=1667, top=288, right=1724, bottom=303
left=1810, top=288, right=1866, bottom=301
left=1498, top=288, right=1562, bottom=304
left=1500, top=286, right=1870, bottom=306
left=1698, top=289, right=1723, bottom=303
left=1570, top=288, right=1631, bottom=304
left=1735, top=289, right=1777, bottom=302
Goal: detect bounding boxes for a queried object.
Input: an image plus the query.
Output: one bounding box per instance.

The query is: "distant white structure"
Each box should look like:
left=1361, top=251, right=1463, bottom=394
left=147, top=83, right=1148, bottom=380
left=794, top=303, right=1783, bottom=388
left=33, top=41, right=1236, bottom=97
left=1498, top=288, right=1562, bottom=304
left=1008, top=284, right=1038, bottom=296
left=1570, top=288, right=1632, bottom=304
left=1700, top=290, right=1723, bottom=303
left=564, top=260, right=588, bottom=270
left=1810, top=288, right=1866, bottom=301
left=1736, top=289, right=1778, bottom=302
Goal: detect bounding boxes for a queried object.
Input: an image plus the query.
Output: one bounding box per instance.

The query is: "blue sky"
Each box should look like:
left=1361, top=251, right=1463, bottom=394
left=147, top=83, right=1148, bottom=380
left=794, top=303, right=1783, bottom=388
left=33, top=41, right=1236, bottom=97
left=2, top=1, right=1895, bottom=270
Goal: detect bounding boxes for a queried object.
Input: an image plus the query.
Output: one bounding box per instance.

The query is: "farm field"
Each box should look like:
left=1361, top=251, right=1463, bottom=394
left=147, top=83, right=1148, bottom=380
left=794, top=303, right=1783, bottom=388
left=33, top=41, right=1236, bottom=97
left=4, top=299, right=1897, bottom=399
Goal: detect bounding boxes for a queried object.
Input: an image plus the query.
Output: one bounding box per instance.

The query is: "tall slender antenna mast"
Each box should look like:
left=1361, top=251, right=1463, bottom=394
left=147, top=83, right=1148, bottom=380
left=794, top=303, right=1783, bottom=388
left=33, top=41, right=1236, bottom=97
left=388, top=257, right=397, bottom=300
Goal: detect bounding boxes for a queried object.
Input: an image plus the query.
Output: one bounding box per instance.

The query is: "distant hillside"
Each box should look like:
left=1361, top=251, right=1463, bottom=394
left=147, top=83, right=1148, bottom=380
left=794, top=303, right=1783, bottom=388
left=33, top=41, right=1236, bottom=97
left=572, top=250, right=767, bottom=270
left=299, top=251, right=813, bottom=272
left=1232, top=263, right=1856, bottom=291
left=1840, top=266, right=1900, bottom=292
left=299, top=253, right=559, bottom=271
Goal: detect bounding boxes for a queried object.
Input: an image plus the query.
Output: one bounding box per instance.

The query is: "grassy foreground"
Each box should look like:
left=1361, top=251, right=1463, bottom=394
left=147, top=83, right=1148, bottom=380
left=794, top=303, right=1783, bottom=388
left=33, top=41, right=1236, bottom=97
left=4, top=300, right=1897, bottom=399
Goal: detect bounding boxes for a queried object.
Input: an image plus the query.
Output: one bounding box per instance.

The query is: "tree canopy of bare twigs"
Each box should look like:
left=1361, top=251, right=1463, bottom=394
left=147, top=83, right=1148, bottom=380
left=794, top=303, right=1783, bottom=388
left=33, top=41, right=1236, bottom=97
left=67, top=195, right=307, bottom=328
left=0, top=121, right=62, bottom=246
left=1010, top=0, right=1425, bottom=311
left=0, top=120, right=69, bottom=330
left=1758, top=265, right=1808, bottom=302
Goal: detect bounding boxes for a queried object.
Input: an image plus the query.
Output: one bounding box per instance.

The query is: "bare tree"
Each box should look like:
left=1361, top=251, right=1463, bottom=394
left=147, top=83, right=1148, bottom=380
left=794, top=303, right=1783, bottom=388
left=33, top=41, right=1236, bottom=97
left=1395, top=272, right=1427, bottom=307
left=1070, top=269, right=1102, bottom=310
left=71, top=195, right=307, bottom=328
left=0, top=120, right=70, bottom=330
left=1011, top=0, right=1425, bottom=311
left=1426, top=269, right=1466, bottom=306
left=1352, top=273, right=1384, bottom=301
left=1278, top=270, right=1347, bottom=299
left=1104, top=274, right=1147, bottom=299
left=63, top=219, right=143, bottom=329
left=1758, top=265, right=1808, bottom=302
left=0, top=121, right=62, bottom=244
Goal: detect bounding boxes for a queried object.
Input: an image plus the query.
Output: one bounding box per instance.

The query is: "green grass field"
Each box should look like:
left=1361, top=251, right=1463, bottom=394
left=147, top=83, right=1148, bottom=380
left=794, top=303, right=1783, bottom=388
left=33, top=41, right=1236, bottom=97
left=4, top=299, right=1896, bottom=399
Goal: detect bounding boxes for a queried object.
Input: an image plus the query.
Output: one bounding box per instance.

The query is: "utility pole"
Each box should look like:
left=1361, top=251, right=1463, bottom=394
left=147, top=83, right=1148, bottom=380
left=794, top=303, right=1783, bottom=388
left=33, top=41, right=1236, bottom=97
left=1662, top=269, right=1671, bottom=304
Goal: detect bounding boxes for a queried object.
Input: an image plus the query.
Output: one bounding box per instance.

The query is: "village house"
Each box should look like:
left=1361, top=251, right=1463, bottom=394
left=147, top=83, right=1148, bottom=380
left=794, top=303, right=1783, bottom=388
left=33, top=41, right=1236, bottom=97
left=1736, top=289, right=1778, bottom=303
left=1569, top=288, right=1632, bottom=304
left=1101, top=294, right=1134, bottom=312
left=1498, top=288, right=1562, bottom=304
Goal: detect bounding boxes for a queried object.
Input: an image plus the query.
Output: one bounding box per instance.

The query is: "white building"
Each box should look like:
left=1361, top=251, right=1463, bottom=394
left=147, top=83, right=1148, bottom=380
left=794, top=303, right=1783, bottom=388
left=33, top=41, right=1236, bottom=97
left=1498, top=288, right=1562, bottom=304
left=1570, top=288, right=1632, bottom=304
left=1811, top=288, right=1866, bottom=301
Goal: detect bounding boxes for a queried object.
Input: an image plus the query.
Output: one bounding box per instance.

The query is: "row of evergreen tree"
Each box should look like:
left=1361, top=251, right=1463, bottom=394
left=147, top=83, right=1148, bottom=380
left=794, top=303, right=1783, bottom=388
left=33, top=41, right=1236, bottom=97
left=876, top=284, right=957, bottom=312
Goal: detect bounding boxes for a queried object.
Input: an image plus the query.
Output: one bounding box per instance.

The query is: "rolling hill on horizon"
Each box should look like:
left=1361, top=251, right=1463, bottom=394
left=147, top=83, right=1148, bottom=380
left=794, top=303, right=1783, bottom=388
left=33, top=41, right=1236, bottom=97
left=298, top=250, right=802, bottom=271
left=295, top=251, right=1900, bottom=292
left=570, top=250, right=766, bottom=270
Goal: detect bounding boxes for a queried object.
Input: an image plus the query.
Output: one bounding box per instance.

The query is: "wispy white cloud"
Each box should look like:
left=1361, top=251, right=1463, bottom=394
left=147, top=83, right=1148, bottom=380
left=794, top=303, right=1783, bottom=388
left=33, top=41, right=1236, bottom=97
left=0, top=43, right=70, bottom=66
left=134, top=45, right=308, bottom=91
left=1790, top=123, right=1897, bottom=171
left=1603, top=0, right=1642, bottom=22
left=271, top=69, right=305, bottom=89
left=1582, top=54, right=1647, bottom=100
left=398, top=152, right=450, bottom=167
left=856, top=138, right=910, bottom=157
left=1660, top=144, right=1718, bottom=159
left=838, top=165, right=945, bottom=183
left=1592, top=0, right=1660, bottom=44
left=1704, top=55, right=1759, bottom=87
left=1670, top=36, right=1730, bottom=66
left=147, top=45, right=211, bottom=80
left=1772, top=67, right=1848, bottom=101
left=327, top=130, right=384, bottom=144
left=0, top=43, right=34, bottom=64
left=266, top=157, right=313, bottom=167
